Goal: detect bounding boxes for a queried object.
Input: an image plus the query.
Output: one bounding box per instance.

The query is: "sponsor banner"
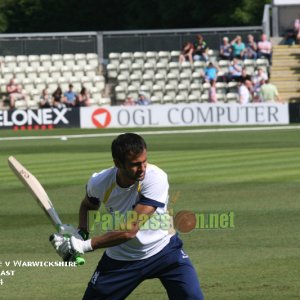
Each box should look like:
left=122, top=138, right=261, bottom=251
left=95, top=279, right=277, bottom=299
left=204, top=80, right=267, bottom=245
left=80, top=103, right=289, bottom=128
left=0, top=108, right=80, bottom=129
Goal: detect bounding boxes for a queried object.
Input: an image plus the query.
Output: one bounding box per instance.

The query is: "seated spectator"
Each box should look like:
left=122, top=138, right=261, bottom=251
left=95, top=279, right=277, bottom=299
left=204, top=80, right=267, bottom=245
left=39, top=88, right=52, bottom=108
left=63, top=84, right=77, bottom=107
left=240, top=67, right=252, bottom=82
left=227, top=58, right=243, bottom=82
left=294, top=15, right=300, bottom=44
left=136, top=91, right=151, bottom=105
left=52, top=86, right=65, bottom=108
left=0, top=94, right=9, bottom=108
left=193, top=34, right=208, bottom=62
left=219, top=36, right=232, bottom=60
left=257, top=34, right=272, bottom=64
left=208, top=79, right=217, bottom=103
left=238, top=80, right=251, bottom=104
left=76, top=86, right=90, bottom=107
left=259, top=79, right=281, bottom=102
left=179, top=41, right=194, bottom=64
left=123, top=96, right=136, bottom=106
left=252, top=67, right=268, bottom=96
left=230, top=35, right=246, bottom=59
left=6, top=78, right=26, bottom=109
left=244, top=34, right=257, bottom=59
left=284, top=28, right=296, bottom=45
left=203, top=62, right=220, bottom=82
left=244, top=78, right=256, bottom=101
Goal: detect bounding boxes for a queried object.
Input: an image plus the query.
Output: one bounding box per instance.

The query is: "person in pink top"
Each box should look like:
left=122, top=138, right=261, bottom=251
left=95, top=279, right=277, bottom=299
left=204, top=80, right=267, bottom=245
left=294, top=16, right=300, bottom=44
left=208, top=79, right=218, bottom=103
left=257, top=33, right=272, bottom=65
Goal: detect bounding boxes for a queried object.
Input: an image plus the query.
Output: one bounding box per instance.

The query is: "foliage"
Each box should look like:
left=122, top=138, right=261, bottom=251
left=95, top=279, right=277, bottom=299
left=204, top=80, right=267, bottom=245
left=0, top=0, right=271, bottom=33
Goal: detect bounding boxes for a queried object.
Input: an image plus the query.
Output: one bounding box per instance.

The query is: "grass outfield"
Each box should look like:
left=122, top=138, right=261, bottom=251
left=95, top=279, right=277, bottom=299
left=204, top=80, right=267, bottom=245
left=1, top=127, right=300, bottom=299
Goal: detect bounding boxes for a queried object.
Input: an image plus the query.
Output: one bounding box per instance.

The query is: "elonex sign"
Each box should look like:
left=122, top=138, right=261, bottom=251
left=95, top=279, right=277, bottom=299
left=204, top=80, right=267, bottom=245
left=0, top=108, right=70, bottom=127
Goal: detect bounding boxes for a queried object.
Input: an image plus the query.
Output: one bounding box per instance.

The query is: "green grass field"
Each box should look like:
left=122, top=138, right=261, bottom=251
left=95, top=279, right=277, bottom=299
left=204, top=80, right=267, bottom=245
left=1, top=127, right=300, bottom=299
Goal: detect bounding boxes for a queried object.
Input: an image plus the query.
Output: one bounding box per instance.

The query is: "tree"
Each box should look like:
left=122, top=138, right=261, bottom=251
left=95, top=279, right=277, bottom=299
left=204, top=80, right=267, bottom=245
left=0, top=0, right=271, bottom=33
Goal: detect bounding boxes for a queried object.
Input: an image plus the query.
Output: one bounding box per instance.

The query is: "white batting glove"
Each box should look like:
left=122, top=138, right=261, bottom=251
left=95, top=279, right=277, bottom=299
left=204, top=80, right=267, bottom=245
left=49, top=233, right=66, bottom=251
left=58, top=236, right=93, bottom=262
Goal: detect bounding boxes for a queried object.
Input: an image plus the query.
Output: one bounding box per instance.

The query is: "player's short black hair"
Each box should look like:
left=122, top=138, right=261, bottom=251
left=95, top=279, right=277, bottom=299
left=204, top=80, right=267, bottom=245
left=111, top=133, right=147, bottom=164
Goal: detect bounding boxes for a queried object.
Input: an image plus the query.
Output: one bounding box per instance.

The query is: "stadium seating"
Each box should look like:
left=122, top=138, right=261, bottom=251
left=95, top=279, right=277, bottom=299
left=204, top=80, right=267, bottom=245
left=106, top=48, right=271, bottom=105
left=0, top=53, right=107, bottom=108
left=0, top=45, right=273, bottom=109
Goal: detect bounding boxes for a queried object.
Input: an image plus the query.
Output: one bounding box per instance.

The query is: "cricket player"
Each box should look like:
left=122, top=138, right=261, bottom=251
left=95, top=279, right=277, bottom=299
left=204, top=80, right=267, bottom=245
left=51, top=133, right=204, bottom=299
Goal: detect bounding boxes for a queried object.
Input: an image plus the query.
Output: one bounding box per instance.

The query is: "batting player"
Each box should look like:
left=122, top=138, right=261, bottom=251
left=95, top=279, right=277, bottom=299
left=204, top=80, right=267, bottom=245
left=51, top=133, right=204, bottom=299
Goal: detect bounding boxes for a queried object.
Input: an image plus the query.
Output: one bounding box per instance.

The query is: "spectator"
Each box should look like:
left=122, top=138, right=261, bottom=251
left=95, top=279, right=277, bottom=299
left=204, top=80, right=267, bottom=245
left=284, top=28, right=296, bottom=45
left=227, top=58, right=243, bottom=82
left=6, top=78, right=26, bottom=109
left=193, top=34, right=208, bottom=62
left=259, top=79, right=281, bottom=102
left=63, top=84, right=77, bottom=107
left=52, top=86, right=65, bottom=108
left=208, top=79, right=217, bottom=103
left=245, top=78, right=256, bottom=102
left=136, top=91, right=151, bottom=105
left=39, top=88, right=52, bottom=108
left=76, top=86, right=91, bottom=107
left=244, top=34, right=258, bottom=59
left=240, top=67, right=252, bottom=82
left=257, top=34, right=272, bottom=64
left=238, top=80, right=251, bottom=104
left=294, top=14, right=300, bottom=44
left=179, top=41, right=194, bottom=64
left=219, top=36, right=232, bottom=60
left=230, top=35, right=246, bottom=59
left=123, top=96, right=136, bottom=106
left=203, top=62, right=220, bottom=82
left=252, top=67, right=268, bottom=95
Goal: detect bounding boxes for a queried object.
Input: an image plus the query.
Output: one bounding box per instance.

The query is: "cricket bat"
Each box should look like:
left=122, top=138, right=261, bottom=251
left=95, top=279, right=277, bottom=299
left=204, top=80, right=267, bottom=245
left=8, top=156, right=85, bottom=266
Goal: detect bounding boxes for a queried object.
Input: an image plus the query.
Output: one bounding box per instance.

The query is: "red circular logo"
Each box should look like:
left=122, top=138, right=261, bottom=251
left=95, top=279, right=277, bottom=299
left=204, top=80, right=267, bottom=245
left=91, top=108, right=112, bottom=128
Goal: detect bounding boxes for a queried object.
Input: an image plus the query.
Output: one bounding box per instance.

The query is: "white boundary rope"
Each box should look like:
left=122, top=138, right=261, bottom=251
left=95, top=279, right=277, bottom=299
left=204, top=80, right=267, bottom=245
left=1, top=126, right=300, bottom=141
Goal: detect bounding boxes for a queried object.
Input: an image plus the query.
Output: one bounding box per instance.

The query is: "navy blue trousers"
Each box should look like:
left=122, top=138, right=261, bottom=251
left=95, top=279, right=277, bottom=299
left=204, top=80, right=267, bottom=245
left=82, top=235, right=204, bottom=300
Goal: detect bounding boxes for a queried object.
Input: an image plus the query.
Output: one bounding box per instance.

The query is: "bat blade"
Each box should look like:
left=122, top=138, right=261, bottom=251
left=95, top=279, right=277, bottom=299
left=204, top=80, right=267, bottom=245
left=8, top=156, right=62, bottom=228
left=8, top=156, right=85, bottom=266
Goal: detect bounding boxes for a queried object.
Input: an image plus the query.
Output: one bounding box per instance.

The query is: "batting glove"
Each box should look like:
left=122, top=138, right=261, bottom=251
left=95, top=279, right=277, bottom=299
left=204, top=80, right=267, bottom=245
left=49, top=233, right=66, bottom=250
left=57, top=236, right=93, bottom=262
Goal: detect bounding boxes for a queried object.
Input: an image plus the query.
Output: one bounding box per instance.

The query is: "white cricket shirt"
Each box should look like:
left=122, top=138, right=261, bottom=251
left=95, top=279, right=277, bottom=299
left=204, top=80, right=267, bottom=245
left=86, top=163, right=174, bottom=261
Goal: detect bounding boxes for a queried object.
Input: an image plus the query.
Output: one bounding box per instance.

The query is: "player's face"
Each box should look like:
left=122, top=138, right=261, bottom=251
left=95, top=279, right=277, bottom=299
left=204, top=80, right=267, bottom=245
left=120, top=148, right=147, bottom=184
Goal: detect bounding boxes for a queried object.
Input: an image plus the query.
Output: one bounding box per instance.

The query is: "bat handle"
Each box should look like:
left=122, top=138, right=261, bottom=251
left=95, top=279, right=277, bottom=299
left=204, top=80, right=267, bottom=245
left=75, top=255, right=85, bottom=266
left=63, top=234, right=86, bottom=266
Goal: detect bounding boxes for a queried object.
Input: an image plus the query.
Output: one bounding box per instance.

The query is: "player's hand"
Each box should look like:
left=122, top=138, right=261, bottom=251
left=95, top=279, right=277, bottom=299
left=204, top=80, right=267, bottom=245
left=58, top=224, right=88, bottom=240
left=49, top=233, right=66, bottom=251
left=49, top=233, right=74, bottom=262
left=57, top=236, right=93, bottom=262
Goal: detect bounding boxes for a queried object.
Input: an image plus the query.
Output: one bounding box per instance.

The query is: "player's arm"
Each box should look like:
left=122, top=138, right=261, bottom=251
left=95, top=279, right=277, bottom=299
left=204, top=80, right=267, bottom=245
left=78, top=194, right=100, bottom=233
left=90, top=203, right=155, bottom=250
left=52, top=203, right=156, bottom=261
